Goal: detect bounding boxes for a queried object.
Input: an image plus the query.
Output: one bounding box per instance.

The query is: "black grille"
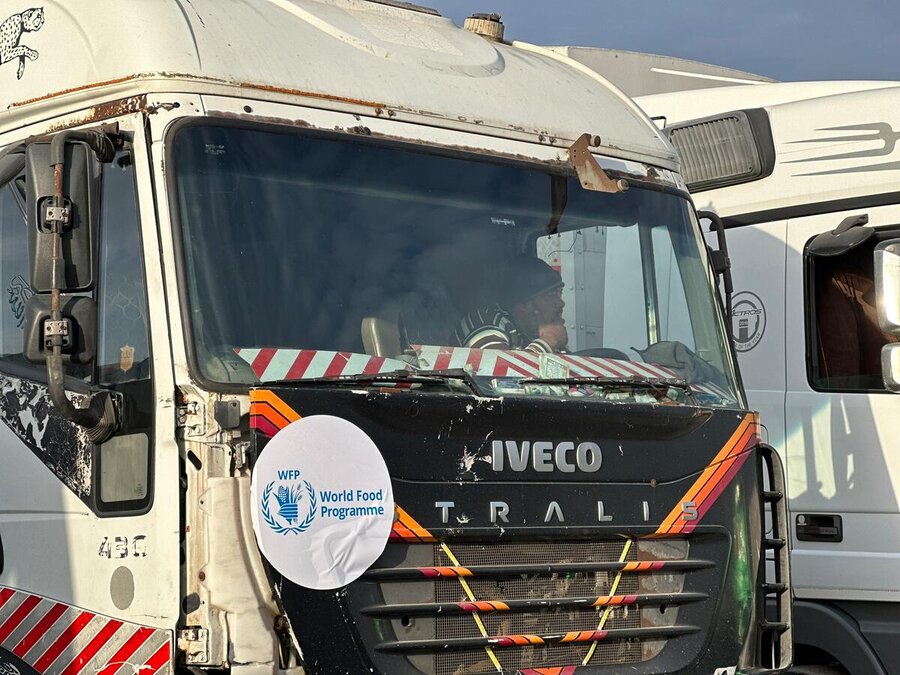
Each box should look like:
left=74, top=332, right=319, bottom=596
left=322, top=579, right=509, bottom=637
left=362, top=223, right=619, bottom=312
left=434, top=542, right=641, bottom=674
left=363, top=539, right=705, bottom=675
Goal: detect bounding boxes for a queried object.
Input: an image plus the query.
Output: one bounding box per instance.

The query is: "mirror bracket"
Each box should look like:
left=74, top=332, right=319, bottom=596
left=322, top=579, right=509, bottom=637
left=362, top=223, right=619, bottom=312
left=40, top=197, right=72, bottom=233
left=568, top=133, right=629, bottom=194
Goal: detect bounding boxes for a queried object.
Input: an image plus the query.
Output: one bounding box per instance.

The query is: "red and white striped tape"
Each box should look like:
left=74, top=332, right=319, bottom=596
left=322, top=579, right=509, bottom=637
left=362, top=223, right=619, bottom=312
left=0, top=587, right=171, bottom=675
left=235, top=348, right=410, bottom=383
left=234, top=346, right=733, bottom=400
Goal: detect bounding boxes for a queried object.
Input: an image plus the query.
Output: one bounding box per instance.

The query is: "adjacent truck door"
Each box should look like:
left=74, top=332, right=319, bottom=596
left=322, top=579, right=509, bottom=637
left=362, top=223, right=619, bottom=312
left=784, top=208, right=900, bottom=601
left=0, top=116, right=179, bottom=675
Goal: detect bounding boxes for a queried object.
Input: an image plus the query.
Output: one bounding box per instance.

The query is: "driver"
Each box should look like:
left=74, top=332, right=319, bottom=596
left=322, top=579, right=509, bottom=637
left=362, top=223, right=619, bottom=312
left=454, top=256, right=568, bottom=353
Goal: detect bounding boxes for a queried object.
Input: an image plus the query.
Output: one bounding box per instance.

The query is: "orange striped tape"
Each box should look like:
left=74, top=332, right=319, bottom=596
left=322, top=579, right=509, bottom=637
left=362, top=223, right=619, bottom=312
left=655, top=412, right=759, bottom=536
left=249, top=389, right=301, bottom=435
left=390, top=505, right=436, bottom=543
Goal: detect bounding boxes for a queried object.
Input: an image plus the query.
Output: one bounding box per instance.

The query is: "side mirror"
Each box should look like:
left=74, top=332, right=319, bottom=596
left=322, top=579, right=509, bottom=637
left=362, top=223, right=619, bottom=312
left=697, top=209, right=734, bottom=339
left=26, top=140, right=101, bottom=292
left=22, top=130, right=117, bottom=443
left=875, top=238, right=900, bottom=393
left=874, top=239, right=900, bottom=334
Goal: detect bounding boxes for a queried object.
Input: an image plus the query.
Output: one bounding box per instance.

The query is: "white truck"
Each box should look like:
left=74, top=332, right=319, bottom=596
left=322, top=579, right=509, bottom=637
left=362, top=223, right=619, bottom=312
left=637, top=81, right=900, bottom=675
left=0, top=4, right=790, bottom=675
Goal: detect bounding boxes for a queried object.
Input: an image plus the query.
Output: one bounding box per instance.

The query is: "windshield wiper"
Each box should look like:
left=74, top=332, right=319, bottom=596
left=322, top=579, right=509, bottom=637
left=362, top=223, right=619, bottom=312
left=518, top=375, right=697, bottom=404
left=273, top=368, right=485, bottom=396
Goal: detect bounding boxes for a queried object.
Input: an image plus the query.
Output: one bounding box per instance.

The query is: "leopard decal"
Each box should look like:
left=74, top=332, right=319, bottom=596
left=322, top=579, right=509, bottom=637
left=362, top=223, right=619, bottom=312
left=0, top=7, right=44, bottom=80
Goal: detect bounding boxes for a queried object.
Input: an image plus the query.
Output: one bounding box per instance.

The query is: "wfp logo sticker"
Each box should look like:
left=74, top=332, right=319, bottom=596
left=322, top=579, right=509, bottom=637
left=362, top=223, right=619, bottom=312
left=261, top=470, right=317, bottom=534
left=251, top=414, right=394, bottom=590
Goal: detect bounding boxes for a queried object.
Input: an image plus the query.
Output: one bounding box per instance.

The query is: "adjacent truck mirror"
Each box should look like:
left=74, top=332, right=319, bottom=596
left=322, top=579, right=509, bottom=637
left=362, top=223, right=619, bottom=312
left=874, top=239, right=900, bottom=393
left=874, top=239, right=900, bottom=333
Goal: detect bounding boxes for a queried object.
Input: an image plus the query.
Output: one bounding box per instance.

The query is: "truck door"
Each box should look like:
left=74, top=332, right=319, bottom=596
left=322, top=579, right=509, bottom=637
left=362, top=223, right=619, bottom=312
left=785, top=207, right=900, bottom=601
left=0, top=116, right=179, bottom=675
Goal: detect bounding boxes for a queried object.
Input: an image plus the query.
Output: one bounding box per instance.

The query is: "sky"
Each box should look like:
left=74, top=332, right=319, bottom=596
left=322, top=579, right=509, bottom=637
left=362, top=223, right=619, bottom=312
left=424, top=0, right=900, bottom=82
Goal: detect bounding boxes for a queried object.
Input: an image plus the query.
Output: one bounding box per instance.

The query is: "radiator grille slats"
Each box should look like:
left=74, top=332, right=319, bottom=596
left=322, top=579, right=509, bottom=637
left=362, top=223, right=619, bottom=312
left=363, top=540, right=704, bottom=675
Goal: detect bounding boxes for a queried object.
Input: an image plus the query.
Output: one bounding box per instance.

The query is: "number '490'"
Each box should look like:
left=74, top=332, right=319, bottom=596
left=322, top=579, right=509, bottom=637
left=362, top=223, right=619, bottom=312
left=98, top=535, right=148, bottom=559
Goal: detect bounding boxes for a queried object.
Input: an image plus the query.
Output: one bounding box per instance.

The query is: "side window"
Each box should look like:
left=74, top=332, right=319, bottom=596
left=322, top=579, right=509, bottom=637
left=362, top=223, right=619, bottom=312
left=651, top=225, right=694, bottom=348
left=97, top=154, right=150, bottom=385
left=603, top=224, right=647, bottom=351
left=0, top=179, right=30, bottom=359
left=809, top=232, right=900, bottom=391
left=95, top=152, right=153, bottom=513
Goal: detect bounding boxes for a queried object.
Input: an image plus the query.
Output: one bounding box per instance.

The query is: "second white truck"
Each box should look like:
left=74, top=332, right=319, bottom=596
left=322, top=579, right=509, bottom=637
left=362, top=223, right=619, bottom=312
left=637, top=78, right=900, bottom=675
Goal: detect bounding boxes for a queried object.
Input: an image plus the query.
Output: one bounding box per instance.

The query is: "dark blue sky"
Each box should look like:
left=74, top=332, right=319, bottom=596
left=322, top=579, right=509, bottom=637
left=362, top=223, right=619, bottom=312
left=425, top=0, right=900, bottom=81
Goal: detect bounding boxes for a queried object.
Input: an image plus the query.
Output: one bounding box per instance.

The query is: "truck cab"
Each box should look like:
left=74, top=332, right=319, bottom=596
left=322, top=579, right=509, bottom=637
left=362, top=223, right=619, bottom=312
left=0, top=3, right=787, bottom=675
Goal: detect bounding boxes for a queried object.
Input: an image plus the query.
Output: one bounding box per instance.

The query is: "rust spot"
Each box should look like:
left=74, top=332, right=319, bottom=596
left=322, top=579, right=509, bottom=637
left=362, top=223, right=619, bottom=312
left=11, top=71, right=385, bottom=113
left=42, top=95, right=146, bottom=133
left=92, top=95, right=147, bottom=119
left=11, top=76, right=151, bottom=108
left=236, top=81, right=387, bottom=111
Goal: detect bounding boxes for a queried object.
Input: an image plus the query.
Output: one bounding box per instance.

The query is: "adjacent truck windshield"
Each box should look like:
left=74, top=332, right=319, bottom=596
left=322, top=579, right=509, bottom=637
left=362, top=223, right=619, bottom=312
left=172, top=123, right=739, bottom=406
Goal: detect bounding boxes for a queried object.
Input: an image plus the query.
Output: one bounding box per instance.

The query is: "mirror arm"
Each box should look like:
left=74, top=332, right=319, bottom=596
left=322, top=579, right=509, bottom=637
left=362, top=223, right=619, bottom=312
left=44, top=130, right=118, bottom=444
left=46, top=352, right=119, bottom=443
left=697, top=210, right=734, bottom=338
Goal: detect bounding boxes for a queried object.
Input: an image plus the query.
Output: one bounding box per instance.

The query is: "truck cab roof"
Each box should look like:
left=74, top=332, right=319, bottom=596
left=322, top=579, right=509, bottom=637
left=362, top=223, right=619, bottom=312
left=0, top=0, right=676, bottom=169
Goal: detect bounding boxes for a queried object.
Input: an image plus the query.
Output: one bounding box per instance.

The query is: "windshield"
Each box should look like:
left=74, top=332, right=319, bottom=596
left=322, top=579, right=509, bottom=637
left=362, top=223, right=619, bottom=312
left=172, top=123, right=740, bottom=406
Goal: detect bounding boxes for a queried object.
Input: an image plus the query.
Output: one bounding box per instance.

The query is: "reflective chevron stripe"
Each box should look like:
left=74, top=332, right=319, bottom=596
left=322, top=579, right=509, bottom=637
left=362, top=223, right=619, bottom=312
left=0, top=588, right=171, bottom=675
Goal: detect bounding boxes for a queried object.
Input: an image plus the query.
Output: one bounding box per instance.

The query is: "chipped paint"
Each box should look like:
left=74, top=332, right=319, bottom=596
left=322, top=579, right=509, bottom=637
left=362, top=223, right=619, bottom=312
left=458, top=449, right=477, bottom=474
left=0, top=372, right=93, bottom=499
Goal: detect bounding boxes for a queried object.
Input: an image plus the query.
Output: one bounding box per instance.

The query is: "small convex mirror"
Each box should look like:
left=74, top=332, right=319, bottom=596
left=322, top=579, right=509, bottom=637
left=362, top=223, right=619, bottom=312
left=882, top=344, right=900, bottom=393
